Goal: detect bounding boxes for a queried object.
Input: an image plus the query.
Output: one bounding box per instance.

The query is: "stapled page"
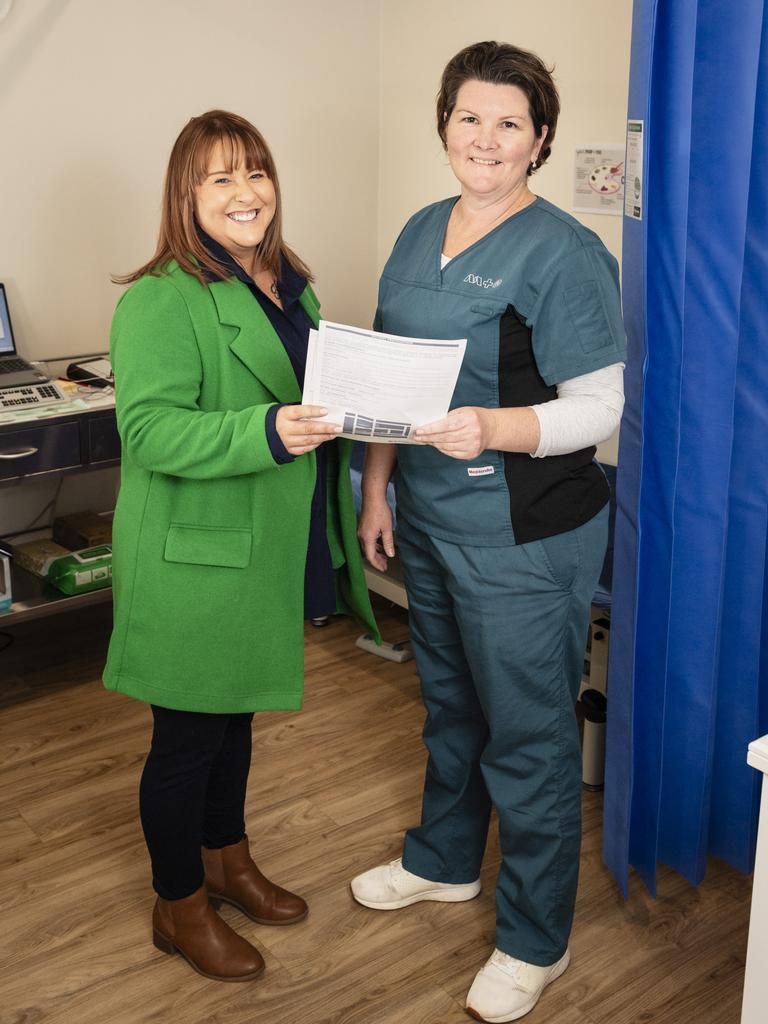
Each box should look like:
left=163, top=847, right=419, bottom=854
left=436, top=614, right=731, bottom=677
left=303, top=321, right=466, bottom=443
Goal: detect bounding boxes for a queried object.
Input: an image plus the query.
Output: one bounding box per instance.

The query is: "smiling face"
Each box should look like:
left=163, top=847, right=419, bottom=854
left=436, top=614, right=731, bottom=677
left=444, top=80, right=547, bottom=203
left=194, top=140, right=277, bottom=271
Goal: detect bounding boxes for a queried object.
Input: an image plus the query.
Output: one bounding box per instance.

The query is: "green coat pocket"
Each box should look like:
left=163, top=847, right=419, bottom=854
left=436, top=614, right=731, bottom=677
left=164, top=525, right=252, bottom=569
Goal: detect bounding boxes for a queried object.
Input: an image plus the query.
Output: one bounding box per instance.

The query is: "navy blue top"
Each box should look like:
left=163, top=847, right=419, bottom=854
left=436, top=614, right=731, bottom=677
left=199, top=228, right=336, bottom=618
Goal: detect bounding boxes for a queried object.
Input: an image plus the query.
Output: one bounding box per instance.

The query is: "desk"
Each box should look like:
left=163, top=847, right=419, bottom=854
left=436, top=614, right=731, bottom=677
left=0, top=394, right=119, bottom=624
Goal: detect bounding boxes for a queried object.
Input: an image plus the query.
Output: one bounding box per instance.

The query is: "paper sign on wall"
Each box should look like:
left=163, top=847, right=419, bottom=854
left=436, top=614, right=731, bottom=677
left=624, top=120, right=644, bottom=220
left=573, top=145, right=625, bottom=215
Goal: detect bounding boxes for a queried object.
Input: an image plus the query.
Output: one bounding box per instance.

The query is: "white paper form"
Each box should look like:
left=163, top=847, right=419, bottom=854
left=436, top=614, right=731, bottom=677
left=303, top=321, right=466, bottom=443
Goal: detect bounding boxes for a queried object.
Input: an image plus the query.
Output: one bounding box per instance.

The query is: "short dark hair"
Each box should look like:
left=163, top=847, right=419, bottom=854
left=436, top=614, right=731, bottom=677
left=436, top=41, right=560, bottom=174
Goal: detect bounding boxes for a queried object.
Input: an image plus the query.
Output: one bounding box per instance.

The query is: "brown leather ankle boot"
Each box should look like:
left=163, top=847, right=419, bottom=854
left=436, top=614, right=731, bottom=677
left=202, top=838, right=308, bottom=925
left=152, top=884, right=265, bottom=981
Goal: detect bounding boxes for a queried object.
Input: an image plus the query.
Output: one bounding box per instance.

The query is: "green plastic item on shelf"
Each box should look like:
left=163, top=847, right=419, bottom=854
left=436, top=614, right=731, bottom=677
left=47, top=545, right=113, bottom=596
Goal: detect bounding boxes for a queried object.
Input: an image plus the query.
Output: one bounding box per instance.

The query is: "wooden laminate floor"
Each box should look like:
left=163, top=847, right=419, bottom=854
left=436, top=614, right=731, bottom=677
left=0, top=598, right=753, bottom=1024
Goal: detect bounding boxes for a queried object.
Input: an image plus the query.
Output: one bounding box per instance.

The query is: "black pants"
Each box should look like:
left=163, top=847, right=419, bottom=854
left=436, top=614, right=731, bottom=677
left=139, top=705, right=254, bottom=901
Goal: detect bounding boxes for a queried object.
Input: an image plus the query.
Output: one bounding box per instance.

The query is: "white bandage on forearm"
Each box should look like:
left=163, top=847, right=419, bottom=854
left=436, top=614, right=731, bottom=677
left=530, top=363, right=625, bottom=458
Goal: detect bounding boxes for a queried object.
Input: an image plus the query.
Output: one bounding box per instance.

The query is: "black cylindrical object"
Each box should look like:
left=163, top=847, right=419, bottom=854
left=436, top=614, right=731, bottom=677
left=579, top=688, right=607, bottom=790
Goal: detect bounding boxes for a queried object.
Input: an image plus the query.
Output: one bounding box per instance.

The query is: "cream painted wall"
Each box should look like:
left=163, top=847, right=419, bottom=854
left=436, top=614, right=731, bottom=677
left=0, top=0, right=631, bottom=537
left=378, top=1, right=633, bottom=463
left=0, top=0, right=381, bottom=534
left=0, top=0, right=381, bottom=365
left=378, top=0, right=632, bottom=266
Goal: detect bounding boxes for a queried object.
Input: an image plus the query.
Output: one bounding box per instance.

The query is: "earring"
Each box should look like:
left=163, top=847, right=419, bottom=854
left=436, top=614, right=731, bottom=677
left=531, top=158, right=538, bottom=170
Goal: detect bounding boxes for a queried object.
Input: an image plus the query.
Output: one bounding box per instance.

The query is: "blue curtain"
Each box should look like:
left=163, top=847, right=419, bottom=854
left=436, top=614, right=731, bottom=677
left=604, top=0, right=768, bottom=895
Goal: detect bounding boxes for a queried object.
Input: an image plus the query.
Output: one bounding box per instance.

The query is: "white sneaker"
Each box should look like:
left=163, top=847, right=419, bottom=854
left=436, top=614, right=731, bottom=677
left=465, top=947, right=570, bottom=1022
left=350, top=858, right=481, bottom=910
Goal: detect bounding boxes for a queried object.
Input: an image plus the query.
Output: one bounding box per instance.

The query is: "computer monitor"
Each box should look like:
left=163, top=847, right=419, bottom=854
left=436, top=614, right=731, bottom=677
left=0, top=283, right=18, bottom=356
left=0, top=284, right=49, bottom=386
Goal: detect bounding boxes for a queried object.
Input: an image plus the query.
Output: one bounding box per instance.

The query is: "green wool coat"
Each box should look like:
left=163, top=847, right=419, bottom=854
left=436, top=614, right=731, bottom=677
left=102, top=262, right=378, bottom=713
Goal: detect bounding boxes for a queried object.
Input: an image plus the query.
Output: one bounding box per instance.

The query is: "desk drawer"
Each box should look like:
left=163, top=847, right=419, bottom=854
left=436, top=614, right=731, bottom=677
left=88, top=414, right=121, bottom=464
left=0, top=421, right=81, bottom=480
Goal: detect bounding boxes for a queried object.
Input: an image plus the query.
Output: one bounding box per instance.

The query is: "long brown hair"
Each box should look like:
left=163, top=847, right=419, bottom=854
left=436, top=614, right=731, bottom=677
left=114, top=110, right=312, bottom=286
left=436, top=42, right=560, bottom=175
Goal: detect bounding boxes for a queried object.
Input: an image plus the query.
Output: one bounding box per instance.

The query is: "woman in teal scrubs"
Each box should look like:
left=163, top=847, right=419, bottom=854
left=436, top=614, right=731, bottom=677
left=351, top=42, right=626, bottom=1023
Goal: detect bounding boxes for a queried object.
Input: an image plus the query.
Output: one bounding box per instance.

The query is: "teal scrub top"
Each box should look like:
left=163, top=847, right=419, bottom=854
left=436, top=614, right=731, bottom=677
left=376, top=196, right=627, bottom=547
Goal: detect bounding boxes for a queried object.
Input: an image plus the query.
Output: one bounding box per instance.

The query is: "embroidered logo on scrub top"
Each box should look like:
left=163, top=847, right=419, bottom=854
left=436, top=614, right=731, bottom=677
left=463, top=273, right=502, bottom=289
left=467, top=465, right=495, bottom=477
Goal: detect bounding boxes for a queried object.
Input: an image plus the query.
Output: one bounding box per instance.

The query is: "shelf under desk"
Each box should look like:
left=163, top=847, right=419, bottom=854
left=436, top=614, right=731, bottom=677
left=0, top=395, right=119, bottom=624
left=3, top=563, right=112, bottom=626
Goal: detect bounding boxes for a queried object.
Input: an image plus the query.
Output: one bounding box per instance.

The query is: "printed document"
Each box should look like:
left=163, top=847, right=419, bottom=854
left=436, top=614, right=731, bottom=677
left=303, top=320, right=466, bottom=443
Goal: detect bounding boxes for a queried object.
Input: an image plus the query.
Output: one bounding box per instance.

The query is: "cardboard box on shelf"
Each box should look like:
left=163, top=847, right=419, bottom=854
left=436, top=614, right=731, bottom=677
left=10, top=538, right=71, bottom=577
left=53, top=510, right=112, bottom=551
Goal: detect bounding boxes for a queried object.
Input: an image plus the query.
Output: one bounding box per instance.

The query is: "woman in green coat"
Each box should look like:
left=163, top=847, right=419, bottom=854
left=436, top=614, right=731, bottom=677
left=104, top=110, right=377, bottom=982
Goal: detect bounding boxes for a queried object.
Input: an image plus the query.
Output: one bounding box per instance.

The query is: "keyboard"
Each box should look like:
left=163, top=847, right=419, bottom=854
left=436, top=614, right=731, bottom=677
left=0, top=382, right=68, bottom=411
left=0, top=358, right=32, bottom=374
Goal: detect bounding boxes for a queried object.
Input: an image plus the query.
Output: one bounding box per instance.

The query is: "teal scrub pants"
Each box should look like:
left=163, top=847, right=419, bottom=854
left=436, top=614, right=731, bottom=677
left=398, top=506, right=608, bottom=966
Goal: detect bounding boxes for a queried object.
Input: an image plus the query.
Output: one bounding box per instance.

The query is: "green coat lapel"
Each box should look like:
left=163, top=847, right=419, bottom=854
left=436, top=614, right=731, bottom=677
left=209, top=277, right=301, bottom=403
left=298, top=283, right=321, bottom=327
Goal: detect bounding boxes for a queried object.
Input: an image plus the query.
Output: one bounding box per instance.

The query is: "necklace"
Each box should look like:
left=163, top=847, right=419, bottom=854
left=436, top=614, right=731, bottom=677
left=232, top=254, right=279, bottom=300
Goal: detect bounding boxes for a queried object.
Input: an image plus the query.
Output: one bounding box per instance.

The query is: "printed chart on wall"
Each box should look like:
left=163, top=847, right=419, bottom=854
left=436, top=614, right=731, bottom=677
left=573, top=145, right=625, bottom=215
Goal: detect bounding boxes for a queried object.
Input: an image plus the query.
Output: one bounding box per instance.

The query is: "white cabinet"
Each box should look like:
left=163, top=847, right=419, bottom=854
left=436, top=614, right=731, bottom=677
left=742, top=735, right=768, bottom=1024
